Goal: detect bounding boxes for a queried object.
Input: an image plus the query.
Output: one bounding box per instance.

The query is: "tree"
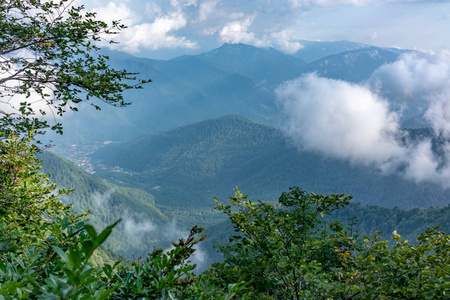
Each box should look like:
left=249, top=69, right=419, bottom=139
left=334, top=229, right=450, bottom=299
left=212, top=187, right=359, bottom=299
left=0, top=0, right=150, bottom=136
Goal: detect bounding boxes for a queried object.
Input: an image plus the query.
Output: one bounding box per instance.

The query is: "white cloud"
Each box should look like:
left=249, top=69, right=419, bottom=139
left=289, top=0, right=419, bottom=7
left=271, top=30, right=304, bottom=53
left=368, top=51, right=450, bottom=139
left=276, top=73, right=404, bottom=165
left=276, top=67, right=450, bottom=188
left=117, top=14, right=195, bottom=52
left=219, top=16, right=269, bottom=47
left=92, top=2, right=138, bottom=26
left=371, top=32, right=378, bottom=40
left=424, top=89, right=450, bottom=139
left=369, top=52, right=450, bottom=100
left=197, top=0, right=219, bottom=22
left=82, top=0, right=450, bottom=58
left=91, top=1, right=196, bottom=53
left=183, top=0, right=198, bottom=7
left=145, top=2, right=163, bottom=19
left=123, top=218, right=156, bottom=238
left=92, top=189, right=115, bottom=207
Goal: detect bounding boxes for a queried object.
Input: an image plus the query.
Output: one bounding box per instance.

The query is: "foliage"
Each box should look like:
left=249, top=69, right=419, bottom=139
left=2, top=133, right=450, bottom=299
left=212, top=187, right=358, bottom=299
left=334, top=228, right=450, bottom=299
left=0, top=0, right=150, bottom=135
left=0, top=131, right=81, bottom=254
left=209, top=188, right=450, bottom=299
left=0, top=133, right=246, bottom=299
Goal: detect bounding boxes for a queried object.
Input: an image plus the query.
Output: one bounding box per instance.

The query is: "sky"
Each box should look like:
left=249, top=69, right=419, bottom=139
left=81, top=0, right=450, bottom=59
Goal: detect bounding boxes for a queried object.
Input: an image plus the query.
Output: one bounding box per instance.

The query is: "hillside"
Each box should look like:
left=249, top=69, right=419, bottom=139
left=38, top=151, right=198, bottom=258
left=292, top=40, right=372, bottom=63
left=299, top=47, right=399, bottom=82
left=90, top=115, right=450, bottom=209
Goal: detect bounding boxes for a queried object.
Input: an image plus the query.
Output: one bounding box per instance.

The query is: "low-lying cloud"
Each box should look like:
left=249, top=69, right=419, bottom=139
left=276, top=52, right=450, bottom=187
left=90, top=189, right=205, bottom=267
left=276, top=73, right=404, bottom=166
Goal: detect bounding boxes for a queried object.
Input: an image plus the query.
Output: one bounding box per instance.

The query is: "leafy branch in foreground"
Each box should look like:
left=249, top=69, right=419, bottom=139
left=0, top=0, right=151, bottom=136
left=212, top=187, right=358, bottom=299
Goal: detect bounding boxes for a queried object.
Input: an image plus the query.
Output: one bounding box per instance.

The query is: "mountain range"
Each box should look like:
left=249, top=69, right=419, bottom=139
left=45, top=40, right=412, bottom=145
left=90, top=115, right=449, bottom=210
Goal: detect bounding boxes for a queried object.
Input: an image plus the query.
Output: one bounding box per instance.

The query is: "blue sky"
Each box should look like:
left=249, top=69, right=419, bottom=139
left=82, top=0, right=450, bottom=59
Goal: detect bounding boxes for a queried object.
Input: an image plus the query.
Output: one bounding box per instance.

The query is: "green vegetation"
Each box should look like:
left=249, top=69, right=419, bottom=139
left=1, top=133, right=450, bottom=298
left=91, top=115, right=450, bottom=209
left=208, top=188, right=450, bottom=299
left=0, top=0, right=149, bottom=136
left=39, top=151, right=171, bottom=257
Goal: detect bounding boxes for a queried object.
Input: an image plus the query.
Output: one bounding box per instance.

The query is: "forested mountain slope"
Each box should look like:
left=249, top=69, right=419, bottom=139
left=38, top=152, right=190, bottom=258
left=91, top=115, right=450, bottom=209
left=299, top=47, right=399, bottom=82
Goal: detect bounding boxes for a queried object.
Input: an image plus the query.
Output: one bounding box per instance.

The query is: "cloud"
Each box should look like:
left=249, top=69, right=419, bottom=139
left=271, top=30, right=304, bottom=53
left=82, top=0, right=449, bottom=58
left=368, top=52, right=450, bottom=101
left=162, top=221, right=206, bottom=268
left=276, top=73, right=404, bottom=166
left=118, top=11, right=196, bottom=52
left=123, top=217, right=156, bottom=238
left=145, top=2, right=163, bottom=19
left=92, top=189, right=115, bottom=207
left=368, top=51, right=450, bottom=138
left=92, top=1, right=196, bottom=53
left=92, top=2, right=138, bottom=26
left=371, top=32, right=378, bottom=40
left=88, top=189, right=206, bottom=264
left=219, top=16, right=269, bottom=47
left=289, top=0, right=420, bottom=7
left=424, top=88, right=450, bottom=140
left=276, top=65, right=450, bottom=187
left=197, top=0, right=219, bottom=22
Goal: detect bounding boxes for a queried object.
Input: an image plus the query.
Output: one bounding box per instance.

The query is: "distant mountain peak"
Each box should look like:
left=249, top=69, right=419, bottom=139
left=202, top=43, right=282, bottom=58
left=197, top=43, right=306, bottom=85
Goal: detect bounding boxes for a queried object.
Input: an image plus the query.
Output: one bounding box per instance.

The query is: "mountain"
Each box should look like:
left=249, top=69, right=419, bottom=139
left=197, top=43, right=306, bottom=86
left=292, top=40, right=408, bottom=63
left=299, top=47, right=399, bottom=82
left=293, top=40, right=373, bottom=63
left=90, top=115, right=450, bottom=210
left=45, top=42, right=412, bottom=146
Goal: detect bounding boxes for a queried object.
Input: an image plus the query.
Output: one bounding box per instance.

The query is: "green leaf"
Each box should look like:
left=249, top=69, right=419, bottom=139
left=83, top=224, right=98, bottom=240
left=51, top=245, right=69, bottom=264
left=97, top=219, right=121, bottom=245
left=81, top=240, right=96, bottom=258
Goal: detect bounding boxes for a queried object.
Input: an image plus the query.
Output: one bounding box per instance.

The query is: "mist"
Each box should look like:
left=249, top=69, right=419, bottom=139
left=90, top=189, right=206, bottom=267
